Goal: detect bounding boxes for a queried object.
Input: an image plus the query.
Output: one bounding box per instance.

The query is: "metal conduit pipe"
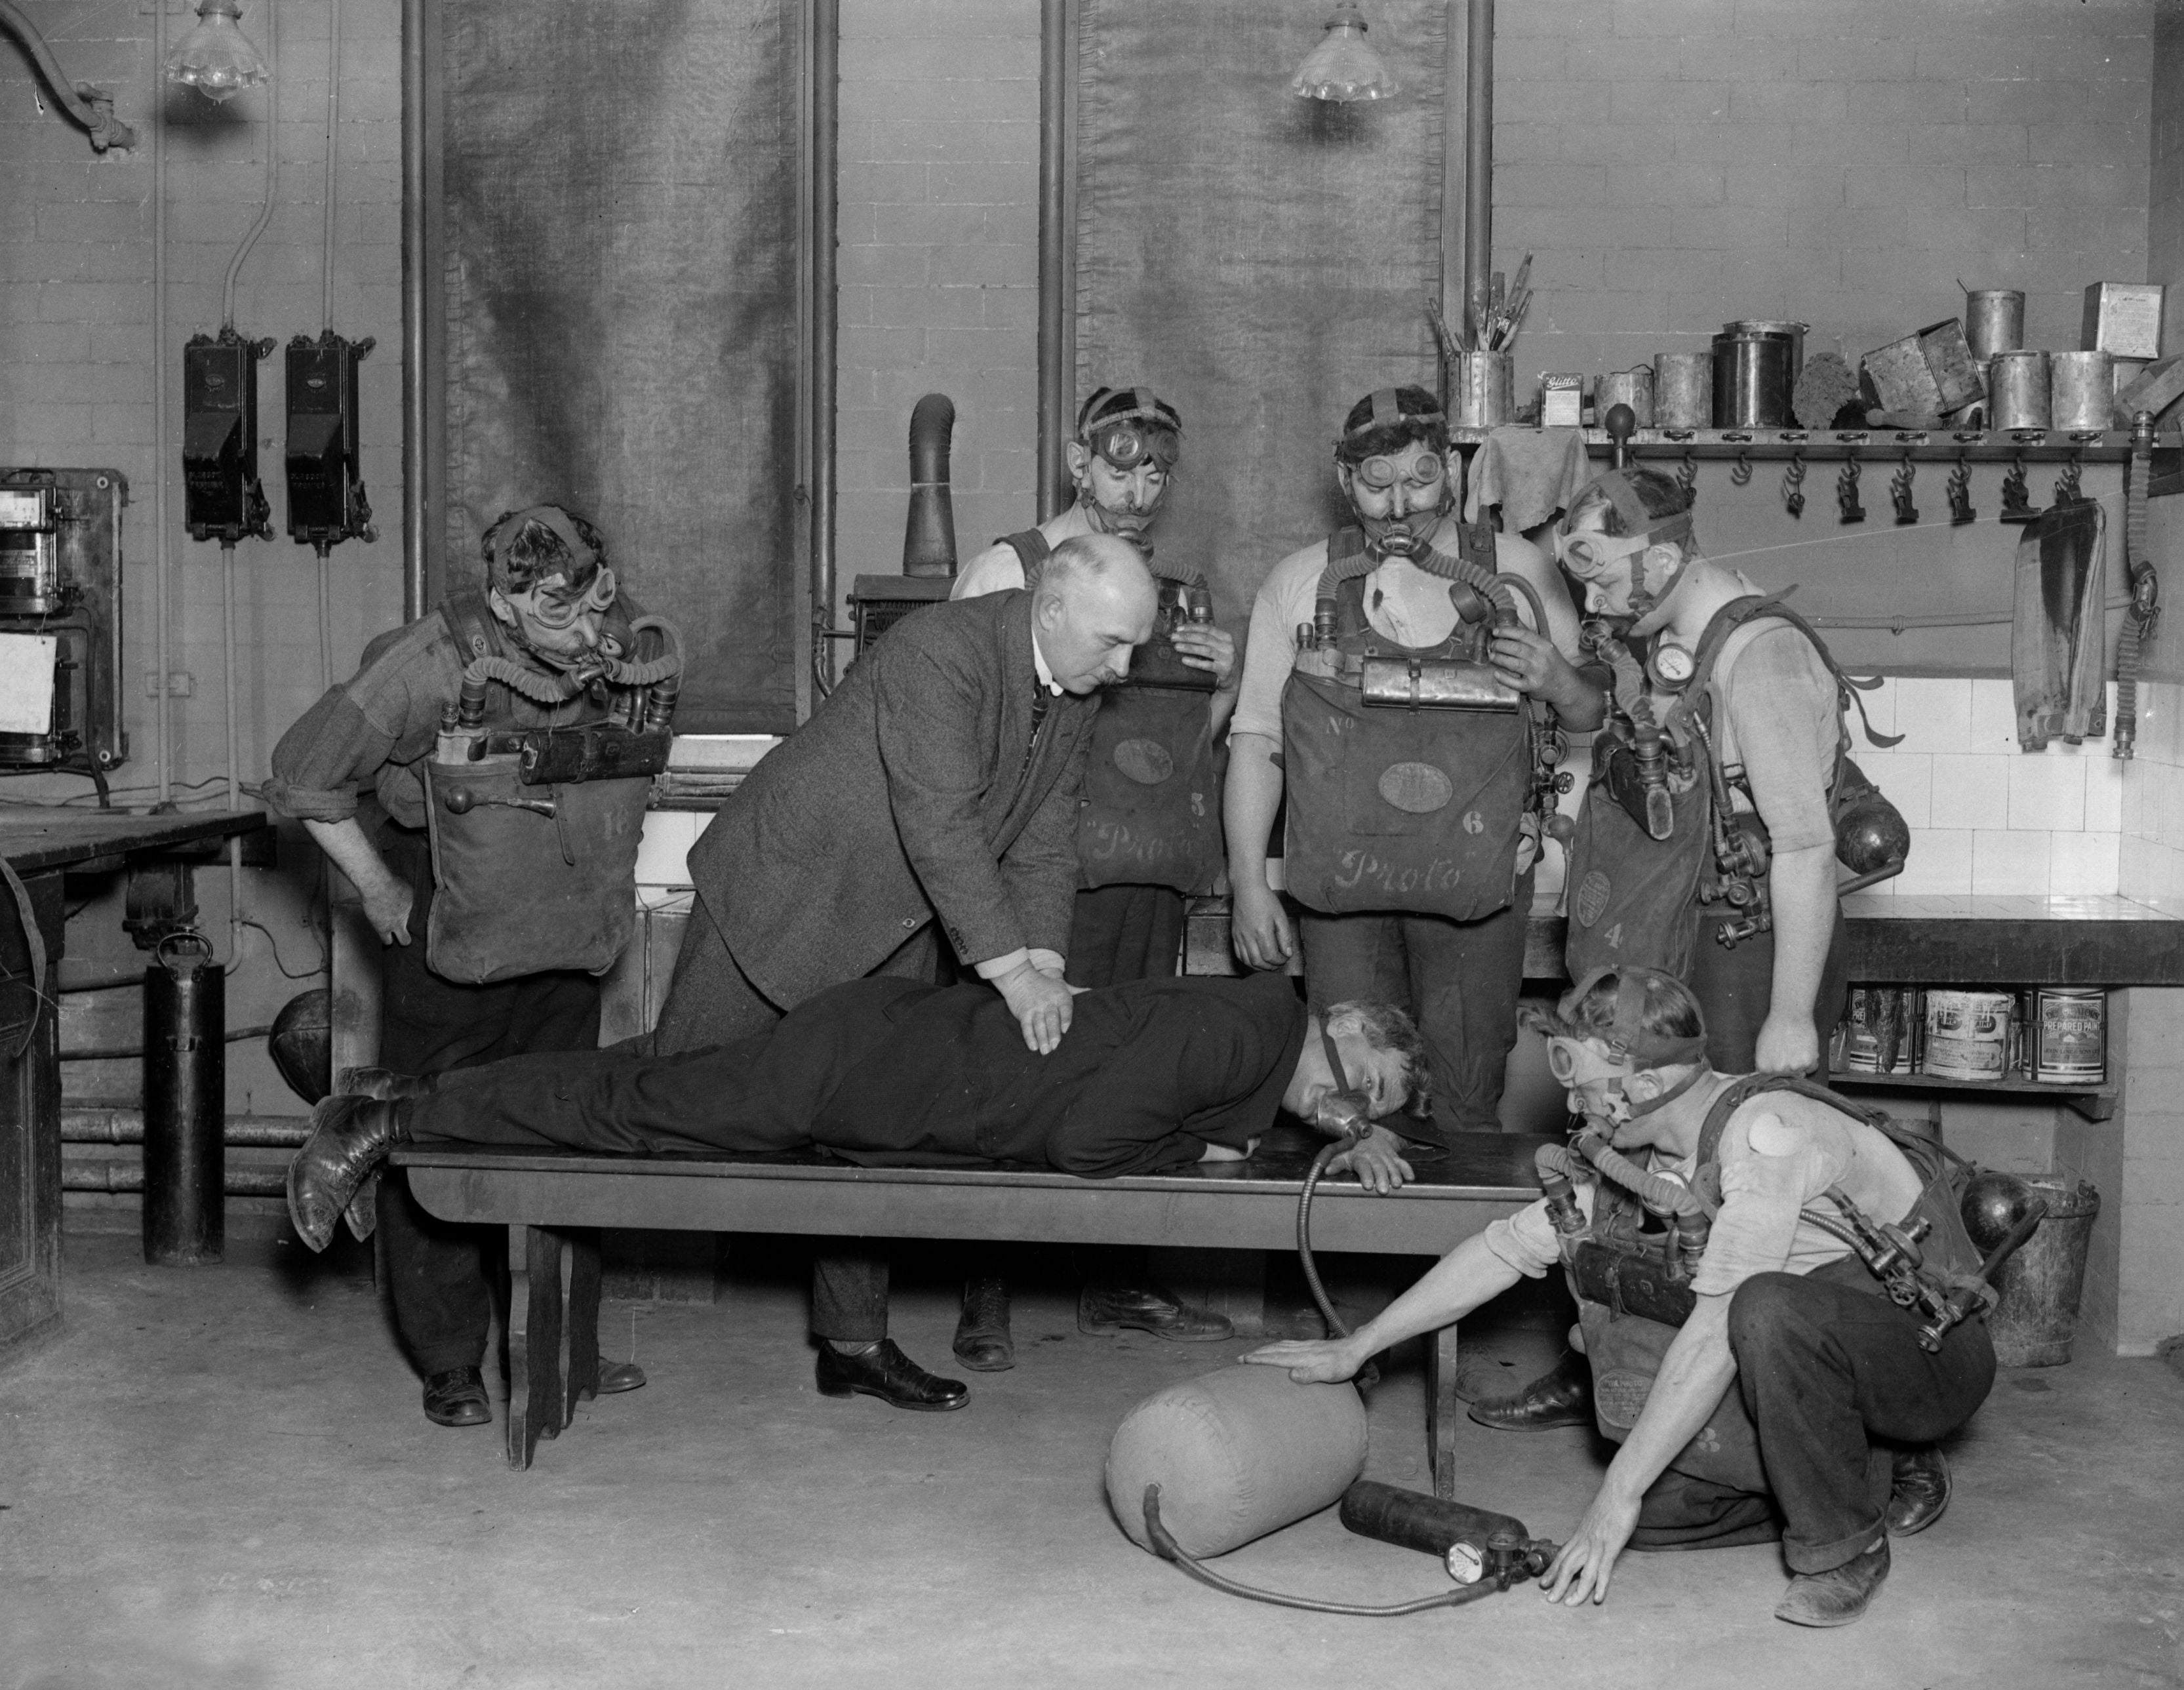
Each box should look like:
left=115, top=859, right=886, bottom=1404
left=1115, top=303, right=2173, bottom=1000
left=1461, top=0, right=1494, bottom=348
left=1035, top=0, right=1069, bottom=523
left=62, top=1107, right=311, bottom=1148
left=400, top=0, right=427, bottom=618
left=806, top=0, right=840, bottom=703
left=64, top=1163, right=288, bottom=1197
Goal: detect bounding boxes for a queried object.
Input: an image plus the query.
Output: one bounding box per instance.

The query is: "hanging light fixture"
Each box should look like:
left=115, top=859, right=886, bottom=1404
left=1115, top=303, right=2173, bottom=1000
left=165, top=0, right=269, bottom=104
left=1292, top=1, right=1398, bottom=104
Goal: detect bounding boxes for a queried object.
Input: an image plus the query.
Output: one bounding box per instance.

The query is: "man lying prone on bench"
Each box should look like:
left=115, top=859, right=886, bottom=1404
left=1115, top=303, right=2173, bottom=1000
left=286, top=973, right=1430, bottom=1397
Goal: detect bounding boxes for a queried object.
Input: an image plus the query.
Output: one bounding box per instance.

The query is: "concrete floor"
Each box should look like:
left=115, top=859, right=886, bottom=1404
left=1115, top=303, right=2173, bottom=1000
left=5, top=1228, right=2182, bottom=1690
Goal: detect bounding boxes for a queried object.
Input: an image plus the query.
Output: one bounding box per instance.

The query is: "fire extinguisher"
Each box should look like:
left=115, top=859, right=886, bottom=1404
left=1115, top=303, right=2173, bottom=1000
left=143, top=930, right=224, bottom=1264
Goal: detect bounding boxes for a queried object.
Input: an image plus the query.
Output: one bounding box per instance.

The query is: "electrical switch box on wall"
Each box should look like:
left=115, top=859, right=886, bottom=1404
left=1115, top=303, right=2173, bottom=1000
left=0, top=468, right=127, bottom=779
left=183, top=327, right=274, bottom=546
left=285, top=331, right=376, bottom=555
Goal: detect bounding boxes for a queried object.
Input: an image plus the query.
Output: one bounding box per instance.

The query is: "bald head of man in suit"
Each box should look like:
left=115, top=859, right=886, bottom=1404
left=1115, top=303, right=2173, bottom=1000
left=1033, top=532, right=1159, bottom=693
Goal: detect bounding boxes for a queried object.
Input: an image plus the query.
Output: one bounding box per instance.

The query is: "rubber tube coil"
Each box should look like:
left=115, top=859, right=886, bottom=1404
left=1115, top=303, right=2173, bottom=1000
left=1106, top=1365, right=1367, bottom=1559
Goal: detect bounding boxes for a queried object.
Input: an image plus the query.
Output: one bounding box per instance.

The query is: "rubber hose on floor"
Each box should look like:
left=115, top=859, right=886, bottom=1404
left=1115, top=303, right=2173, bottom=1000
left=1143, top=1486, right=1511, bottom=1617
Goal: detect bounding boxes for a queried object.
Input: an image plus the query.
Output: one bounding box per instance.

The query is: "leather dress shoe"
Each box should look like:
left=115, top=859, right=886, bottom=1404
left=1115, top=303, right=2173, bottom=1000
left=423, top=1366, right=492, bottom=1428
left=595, top=1358, right=646, bottom=1395
left=1077, top=1283, right=1233, bottom=1342
left=1886, top=1446, right=1951, bottom=1536
left=1467, top=1350, right=1593, bottom=1431
left=954, top=1278, right=1015, bottom=1373
left=815, top=1340, right=968, bottom=1412
left=1776, top=1538, right=1890, bottom=1627
left=287, top=1095, right=408, bottom=1253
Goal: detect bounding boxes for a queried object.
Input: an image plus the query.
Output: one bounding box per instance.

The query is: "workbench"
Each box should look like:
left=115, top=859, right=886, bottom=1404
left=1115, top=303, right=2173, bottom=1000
left=0, top=807, right=272, bottom=1356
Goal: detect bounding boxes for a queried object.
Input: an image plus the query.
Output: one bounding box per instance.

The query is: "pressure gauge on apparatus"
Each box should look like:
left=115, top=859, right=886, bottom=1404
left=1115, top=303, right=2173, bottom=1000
left=1647, top=639, right=1697, bottom=690
left=1444, top=1539, right=1486, bottom=1585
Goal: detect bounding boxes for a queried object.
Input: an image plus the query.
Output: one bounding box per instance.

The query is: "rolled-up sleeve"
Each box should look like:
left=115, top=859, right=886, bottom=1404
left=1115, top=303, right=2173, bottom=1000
left=1482, top=1196, right=1563, bottom=1279
left=263, top=616, right=456, bottom=825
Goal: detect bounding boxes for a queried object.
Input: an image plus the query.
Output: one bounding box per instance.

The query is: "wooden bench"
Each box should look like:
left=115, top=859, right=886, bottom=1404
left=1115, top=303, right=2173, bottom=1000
left=393, top=1126, right=1550, bottom=1487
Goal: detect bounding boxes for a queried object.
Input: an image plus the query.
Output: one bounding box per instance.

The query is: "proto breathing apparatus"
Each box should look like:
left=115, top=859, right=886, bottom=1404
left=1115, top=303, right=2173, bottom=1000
left=1122, top=1022, right=1560, bottom=1617
left=1073, top=387, right=1181, bottom=539
left=1339, top=388, right=1454, bottom=560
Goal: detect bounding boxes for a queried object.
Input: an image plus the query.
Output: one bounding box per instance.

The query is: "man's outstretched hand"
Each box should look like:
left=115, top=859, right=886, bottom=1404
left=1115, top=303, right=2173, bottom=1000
left=997, top=959, right=1078, bottom=1054
left=1538, top=1487, right=1641, bottom=1608
left=1241, top=1334, right=1370, bottom=1386
left=1328, top=1124, right=1415, bottom=1194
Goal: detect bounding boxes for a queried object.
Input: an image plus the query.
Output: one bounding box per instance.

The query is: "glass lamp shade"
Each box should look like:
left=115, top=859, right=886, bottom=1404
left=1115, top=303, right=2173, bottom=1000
left=1292, top=2, right=1397, bottom=103
left=166, top=0, right=269, bottom=104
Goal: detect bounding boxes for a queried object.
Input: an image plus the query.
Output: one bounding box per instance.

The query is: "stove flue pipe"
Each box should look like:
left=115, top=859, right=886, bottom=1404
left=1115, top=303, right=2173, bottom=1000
left=903, top=394, right=959, bottom=578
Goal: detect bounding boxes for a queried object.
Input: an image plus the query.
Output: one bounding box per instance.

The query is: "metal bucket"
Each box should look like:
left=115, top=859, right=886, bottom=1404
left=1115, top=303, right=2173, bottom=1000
left=1989, top=350, right=2051, bottom=430
left=1988, top=1179, right=2101, bottom=1367
left=1712, top=331, right=1794, bottom=427
left=1964, top=289, right=2025, bottom=361
left=1596, top=367, right=1655, bottom=427
left=1724, top=319, right=1806, bottom=384
left=1449, top=351, right=1513, bottom=428
left=1922, top=988, right=2012, bottom=1081
left=2049, top=351, right=2115, bottom=430
left=1654, top=352, right=1713, bottom=427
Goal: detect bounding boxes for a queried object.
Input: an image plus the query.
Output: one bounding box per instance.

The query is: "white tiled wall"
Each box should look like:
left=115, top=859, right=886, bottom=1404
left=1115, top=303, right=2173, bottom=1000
left=2118, top=679, right=2184, bottom=907
left=1854, top=677, right=2130, bottom=898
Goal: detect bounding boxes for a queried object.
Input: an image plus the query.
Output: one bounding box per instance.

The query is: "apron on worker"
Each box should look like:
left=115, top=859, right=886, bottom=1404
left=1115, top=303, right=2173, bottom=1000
left=1003, top=531, right=1225, bottom=895
left=1280, top=525, right=1536, bottom=923
left=421, top=589, right=651, bottom=985
left=1565, top=595, right=1897, bottom=982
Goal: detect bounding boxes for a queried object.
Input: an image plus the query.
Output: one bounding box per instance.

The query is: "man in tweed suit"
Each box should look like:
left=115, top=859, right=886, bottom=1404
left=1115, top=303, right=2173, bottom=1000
left=652, top=532, right=1158, bottom=1409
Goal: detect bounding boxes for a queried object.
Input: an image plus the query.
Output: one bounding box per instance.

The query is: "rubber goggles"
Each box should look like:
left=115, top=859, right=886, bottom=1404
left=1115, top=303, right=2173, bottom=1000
left=1079, top=386, right=1182, bottom=473
left=1351, top=445, right=1447, bottom=493
left=1522, top=967, right=1711, bottom=1072
left=523, top=564, right=618, bottom=630
left=1553, top=470, right=1694, bottom=579
left=1553, top=525, right=1655, bottom=580
left=1545, top=1035, right=1635, bottom=1087
left=491, top=505, right=615, bottom=628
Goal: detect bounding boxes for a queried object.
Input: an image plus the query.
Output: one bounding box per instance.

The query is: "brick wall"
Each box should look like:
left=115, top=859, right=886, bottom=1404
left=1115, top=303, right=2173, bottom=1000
left=833, top=0, right=1041, bottom=618
left=1494, top=0, right=2154, bottom=381
left=3, top=0, right=405, bottom=1113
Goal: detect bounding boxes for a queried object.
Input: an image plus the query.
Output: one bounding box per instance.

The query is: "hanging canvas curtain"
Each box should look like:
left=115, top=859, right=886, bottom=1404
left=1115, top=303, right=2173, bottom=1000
left=1075, top=1, right=1450, bottom=618
left=441, top=0, right=801, bottom=733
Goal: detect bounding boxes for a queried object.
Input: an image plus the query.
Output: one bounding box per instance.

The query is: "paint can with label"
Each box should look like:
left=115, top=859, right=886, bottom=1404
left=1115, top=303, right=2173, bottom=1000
left=1838, top=986, right=1916, bottom=1074
left=2032, top=988, right=2106, bottom=1085
left=1922, top=989, right=2013, bottom=1081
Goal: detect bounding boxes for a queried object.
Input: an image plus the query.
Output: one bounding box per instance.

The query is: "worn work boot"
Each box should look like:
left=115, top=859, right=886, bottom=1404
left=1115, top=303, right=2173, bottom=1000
left=287, top=1096, right=408, bottom=1253
left=954, top=1278, right=1016, bottom=1372
left=1886, top=1447, right=1951, bottom=1536
left=422, top=1365, right=492, bottom=1428
left=1467, top=1350, right=1593, bottom=1430
left=595, top=1358, right=647, bottom=1395
left=1077, top=1283, right=1233, bottom=1342
left=1775, top=1538, right=1890, bottom=1627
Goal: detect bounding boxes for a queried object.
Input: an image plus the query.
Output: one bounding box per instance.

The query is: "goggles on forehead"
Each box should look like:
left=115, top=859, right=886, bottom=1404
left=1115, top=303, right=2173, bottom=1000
left=1553, top=525, right=1655, bottom=580
left=518, top=564, right=618, bottom=630
left=1545, top=1035, right=1635, bottom=1087
left=1352, top=445, right=1447, bottom=493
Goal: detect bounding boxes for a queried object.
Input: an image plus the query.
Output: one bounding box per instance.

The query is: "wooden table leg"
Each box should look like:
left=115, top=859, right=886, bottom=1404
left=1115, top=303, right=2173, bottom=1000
left=562, top=1228, right=601, bottom=1424
left=506, top=1223, right=568, bottom=1470
left=1424, top=1321, right=1461, bottom=1500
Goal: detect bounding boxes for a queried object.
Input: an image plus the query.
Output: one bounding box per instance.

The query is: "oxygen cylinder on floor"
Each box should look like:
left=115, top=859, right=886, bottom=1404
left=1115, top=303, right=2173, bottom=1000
left=142, top=931, right=224, bottom=1264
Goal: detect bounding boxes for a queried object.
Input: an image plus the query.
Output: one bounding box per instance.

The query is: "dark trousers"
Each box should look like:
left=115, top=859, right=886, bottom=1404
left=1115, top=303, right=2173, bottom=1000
left=1691, top=904, right=1851, bottom=1077
left=1629, top=1272, right=1996, bottom=1574
left=652, top=901, right=942, bottom=1344
left=1296, top=868, right=1533, bottom=1139
left=372, top=826, right=601, bottom=1376
left=1065, top=883, right=1185, bottom=990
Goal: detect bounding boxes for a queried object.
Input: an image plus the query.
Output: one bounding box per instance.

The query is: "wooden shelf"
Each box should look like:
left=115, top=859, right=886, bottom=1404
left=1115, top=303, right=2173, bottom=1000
left=1450, top=424, right=2180, bottom=467
left=1830, top=1070, right=2115, bottom=1122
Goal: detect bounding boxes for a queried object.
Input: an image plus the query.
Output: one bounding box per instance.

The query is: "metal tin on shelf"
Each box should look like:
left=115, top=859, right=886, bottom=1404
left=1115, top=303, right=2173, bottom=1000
left=2049, top=351, right=2116, bottom=430
left=1965, top=289, right=2025, bottom=361
left=1654, top=352, right=1713, bottom=427
left=1922, top=989, right=2014, bottom=1081
left=1450, top=351, right=1513, bottom=428
left=2032, top=989, right=2107, bottom=1085
left=1597, top=366, right=1655, bottom=427
left=1988, top=350, right=2051, bottom=430
left=2082, top=281, right=2164, bottom=360
left=1713, top=329, right=1795, bottom=426
left=1840, top=986, right=1918, bottom=1074
left=1724, top=319, right=1807, bottom=383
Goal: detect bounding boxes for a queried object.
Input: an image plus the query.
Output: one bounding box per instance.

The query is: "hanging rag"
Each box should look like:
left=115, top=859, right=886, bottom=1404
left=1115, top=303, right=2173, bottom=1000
left=2010, top=498, right=2108, bottom=752
left=1463, top=426, right=1592, bottom=533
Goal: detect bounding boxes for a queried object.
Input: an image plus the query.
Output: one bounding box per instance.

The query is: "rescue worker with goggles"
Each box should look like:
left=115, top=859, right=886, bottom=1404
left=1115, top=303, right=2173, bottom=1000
left=951, top=384, right=1240, bottom=1361
left=266, top=505, right=675, bottom=1429
left=1479, top=465, right=1899, bottom=1436
left=1226, top=385, right=1602, bottom=1152
left=1246, top=965, right=1995, bottom=1629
